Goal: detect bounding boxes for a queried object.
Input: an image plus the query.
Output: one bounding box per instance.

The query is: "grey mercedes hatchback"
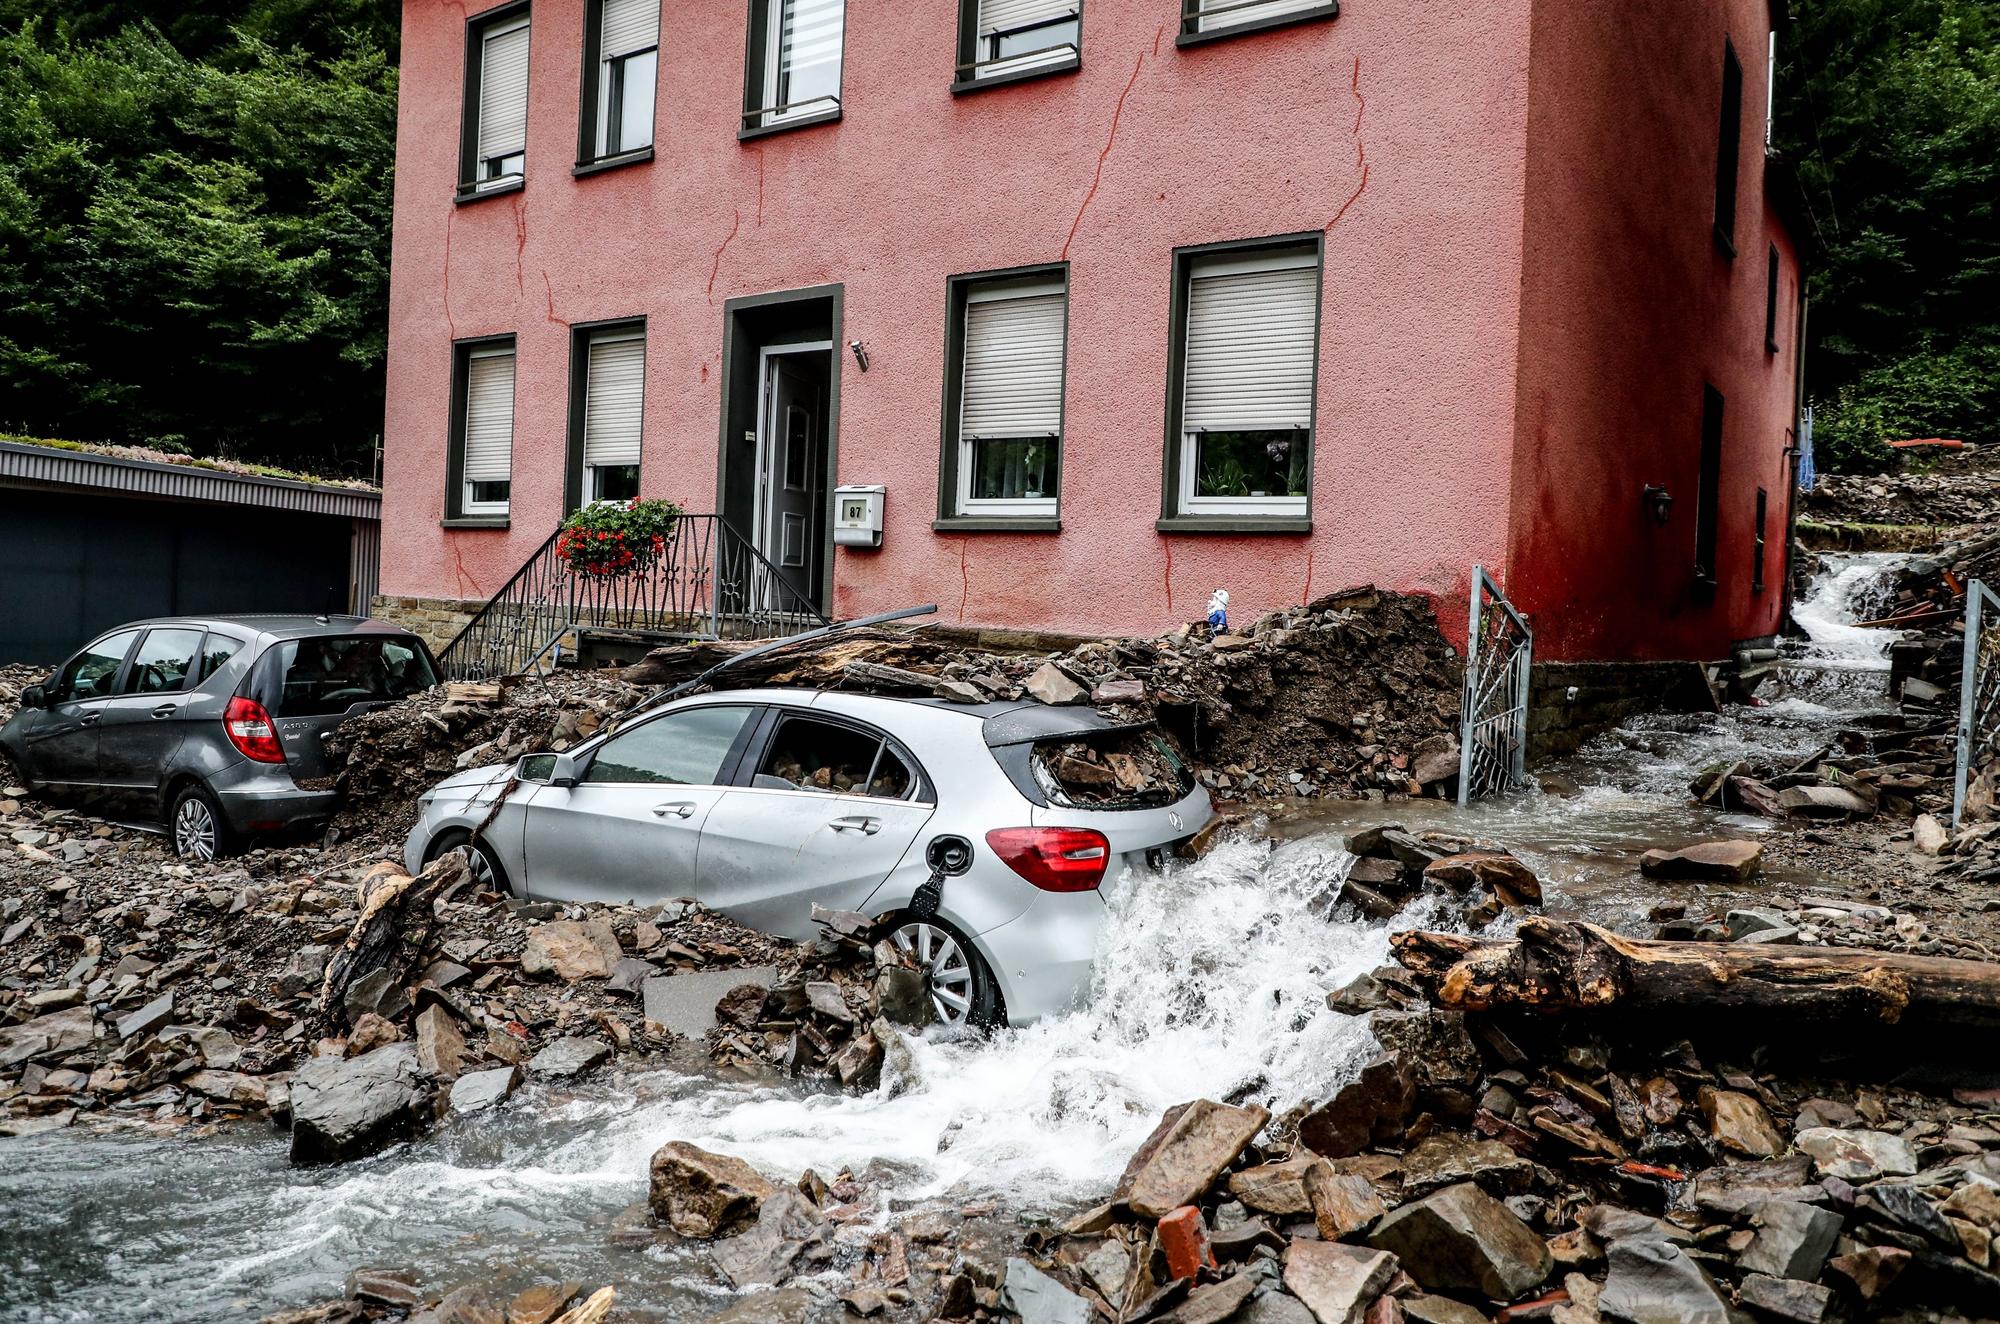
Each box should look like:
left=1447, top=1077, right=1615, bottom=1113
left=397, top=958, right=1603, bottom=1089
left=0, top=615, right=439, bottom=858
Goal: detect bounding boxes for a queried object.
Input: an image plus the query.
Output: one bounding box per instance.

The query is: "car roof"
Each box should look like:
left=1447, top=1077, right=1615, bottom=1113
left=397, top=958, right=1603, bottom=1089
left=689, top=687, right=1138, bottom=743
left=95, top=614, right=415, bottom=643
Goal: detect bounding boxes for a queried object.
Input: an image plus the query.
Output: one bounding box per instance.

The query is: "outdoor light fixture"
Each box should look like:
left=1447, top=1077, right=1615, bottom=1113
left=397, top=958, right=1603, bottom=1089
left=1642, top=484, right=1674, bottom=525
left=849, top=339, right=869, bottom=371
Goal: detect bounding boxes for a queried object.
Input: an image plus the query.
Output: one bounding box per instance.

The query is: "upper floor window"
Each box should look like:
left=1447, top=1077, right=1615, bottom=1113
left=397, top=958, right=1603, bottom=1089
left=955, top=0, right=1081, bottom=89
left=461, top=6, right=531, bottom=197
left=577, top=325, right=646, bottom=504
left=450, top=338, right=516, bottom=519
left=1713, top=39, right=1743, bottom=255
left=943, top=269, right=1068, bottom=522
left=582, top=0, right=658, bottom=164
left=1166, top=240, right=1322, bottom=521
left=742, top=0, right=844, bottom=136
left=1179, top=0, right=1336, bottom=46
left=1765, top=244, right=1781, bottom=353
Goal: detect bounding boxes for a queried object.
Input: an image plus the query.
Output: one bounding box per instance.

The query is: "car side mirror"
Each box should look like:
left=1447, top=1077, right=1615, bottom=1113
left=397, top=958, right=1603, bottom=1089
left=20, top=684, right=45, bottom=709
left=549, top=752, right=581, bottom=789
left=516, top=752, right=557, bottom=783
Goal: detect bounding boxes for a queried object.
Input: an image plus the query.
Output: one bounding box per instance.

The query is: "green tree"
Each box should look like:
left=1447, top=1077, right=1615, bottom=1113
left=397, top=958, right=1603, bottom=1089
left=0, top=9, right=394, bottom=475
left=1781, top=0, right=2000, bottom=472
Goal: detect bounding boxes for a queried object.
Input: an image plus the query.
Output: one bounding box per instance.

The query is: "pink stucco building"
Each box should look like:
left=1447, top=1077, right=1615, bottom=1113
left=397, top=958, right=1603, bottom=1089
left=380, top=0, right=1803, bottom=665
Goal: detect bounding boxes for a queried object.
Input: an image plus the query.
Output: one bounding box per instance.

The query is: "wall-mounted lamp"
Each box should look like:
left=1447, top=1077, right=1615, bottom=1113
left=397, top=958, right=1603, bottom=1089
left=1641, top=484, right=1674, bottom=526
left=849, top=339, right=870, bottom=372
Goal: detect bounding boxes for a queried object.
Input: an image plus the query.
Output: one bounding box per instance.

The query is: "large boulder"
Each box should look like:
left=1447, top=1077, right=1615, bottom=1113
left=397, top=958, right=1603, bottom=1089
left=1298, top=1054, right=1414, bottom=1159
left=712, top=1187, right=827, bottom=1288
left=519, top=918, right=623, bottom=981
left=1365, top=1181, right=1551, bottom=1300
left=1638, top=841, right=1763, bottom=882
left=1597, top=1237, right=1729, bottom=1324
left=1422, top=852, right=1542, bottom=907
left=648, top=1141, right=777, bottom=1238
left=1794, top=1127, right=1919, bottom=1182
left=1738, top=1200, right=1842, bottom=1281
left=1283, top=1239, right=1398, bottom=1324
left=1120, top=1099, right=1270, bottom=1218
left=289, top=1043, right=422, bottom=1164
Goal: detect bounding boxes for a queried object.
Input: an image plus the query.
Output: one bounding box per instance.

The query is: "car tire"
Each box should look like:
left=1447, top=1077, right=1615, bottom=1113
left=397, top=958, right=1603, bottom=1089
left=883, top=912, right=1005, bottom=1032
left=170, top=783, right=235, bottom=861
left=424, top=829, right=509, bottom=894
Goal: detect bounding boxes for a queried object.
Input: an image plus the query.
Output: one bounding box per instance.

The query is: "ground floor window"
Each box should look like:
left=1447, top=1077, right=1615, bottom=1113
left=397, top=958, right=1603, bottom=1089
left=574, top=323, right=646, bottom=506
left=944, top=269, right=1067, bottom=521
left=1167, top=239, right=1322, bottom=521
left=448, top=335, right=515, bottom=520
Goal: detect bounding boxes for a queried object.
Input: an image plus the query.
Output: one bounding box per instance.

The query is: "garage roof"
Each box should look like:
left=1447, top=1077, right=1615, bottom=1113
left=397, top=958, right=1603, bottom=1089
left=0, top=439, right=380, bottom=521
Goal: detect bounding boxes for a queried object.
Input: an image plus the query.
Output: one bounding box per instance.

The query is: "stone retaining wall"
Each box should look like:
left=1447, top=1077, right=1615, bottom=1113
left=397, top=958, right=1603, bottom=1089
left=1526, top=660, right=1718, bottom=762
left=371, top=594, right=480, bottom=655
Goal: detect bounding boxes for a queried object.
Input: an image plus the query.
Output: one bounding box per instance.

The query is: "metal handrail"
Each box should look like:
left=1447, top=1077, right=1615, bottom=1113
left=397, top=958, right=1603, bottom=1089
left=741, top=94, right=841, bottom=127
left=436, top=513, right=832, bottom=681
left=955, top=41, right=1080, bottom=76
left=1181, top=0, right=1324, bottom=21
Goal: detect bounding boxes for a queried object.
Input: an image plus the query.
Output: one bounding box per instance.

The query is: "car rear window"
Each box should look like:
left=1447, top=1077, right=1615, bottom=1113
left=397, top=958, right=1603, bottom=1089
left=1032, top=728, right=1193, bottom=809
left=273, top=635, right=438, bottom=717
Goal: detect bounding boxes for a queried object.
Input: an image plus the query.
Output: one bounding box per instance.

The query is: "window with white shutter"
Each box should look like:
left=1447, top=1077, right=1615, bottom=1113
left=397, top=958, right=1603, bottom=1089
left=468, top=13, right=530, bottom=191
left=747, top=0, right=843, bottom=129
left=959, top=0, right=1079, bottom=84
left=582, top=329, right=645, bottom=502
left=1172, top=244, right=1319, bottom=517
left=946, top=273, right=1066, bottom=520
left=1181, top=0, right=1333, bottom=42
left=459, top=343, right=516, bottom=513
left=588, top=0, right=658, bottom=160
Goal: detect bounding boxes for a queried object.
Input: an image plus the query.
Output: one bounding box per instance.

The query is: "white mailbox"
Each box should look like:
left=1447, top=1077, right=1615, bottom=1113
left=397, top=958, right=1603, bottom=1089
left=833, top=484, right=886, bottom=548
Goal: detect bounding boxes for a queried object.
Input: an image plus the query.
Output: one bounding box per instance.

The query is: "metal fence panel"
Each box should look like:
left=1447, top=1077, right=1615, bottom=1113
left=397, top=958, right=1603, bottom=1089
left=1953, top=579, right=2000, bottom=825
left=1458, top=565, right=1533, bottom=806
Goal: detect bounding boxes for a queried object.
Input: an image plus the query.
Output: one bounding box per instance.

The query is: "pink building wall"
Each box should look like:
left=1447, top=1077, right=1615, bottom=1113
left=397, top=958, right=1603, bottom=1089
left=1505, top=0, right=1800, bottom=661
left=382, top=0, right=1533, bottom=642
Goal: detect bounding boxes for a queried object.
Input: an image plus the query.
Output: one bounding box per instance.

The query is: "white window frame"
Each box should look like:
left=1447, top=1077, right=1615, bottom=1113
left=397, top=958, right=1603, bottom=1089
left=461, top=342, right=516, bottom=516
left=955, top=277, right=1066, bottom=519
left=582, top=328, right=645, bottom=504
left=971, top=0, right=1079, bottom=81
left=1176, top=246, right=1319, bottom=519
left=1191, top=0, right=1324, bottom=37
left=1763, top=28, right=1777, bottom=151
left=473, top=14, right=531, bottom=192
left=760, top=0, right=844, bottom=127
left=594, top=0, right=659, bottom=159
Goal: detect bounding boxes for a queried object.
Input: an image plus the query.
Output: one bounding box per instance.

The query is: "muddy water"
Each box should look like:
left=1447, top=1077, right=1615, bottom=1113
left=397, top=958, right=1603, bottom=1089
left=0, top=556, right=1907, bottom=1324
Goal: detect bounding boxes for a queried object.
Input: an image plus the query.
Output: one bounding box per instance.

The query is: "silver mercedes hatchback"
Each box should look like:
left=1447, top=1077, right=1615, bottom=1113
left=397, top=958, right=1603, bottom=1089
left=403, top=688, right=1211, bottom=1028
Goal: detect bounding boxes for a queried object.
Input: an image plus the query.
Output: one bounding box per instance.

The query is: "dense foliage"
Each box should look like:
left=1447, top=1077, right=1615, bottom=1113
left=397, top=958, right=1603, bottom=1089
left=1781, top=0, right=2000, bottom=472
left=0, top=2, right=396, bottom=477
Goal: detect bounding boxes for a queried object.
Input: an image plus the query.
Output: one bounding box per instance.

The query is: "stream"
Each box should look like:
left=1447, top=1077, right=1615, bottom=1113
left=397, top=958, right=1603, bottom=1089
left=0, top=555, right=1909, bottom=1324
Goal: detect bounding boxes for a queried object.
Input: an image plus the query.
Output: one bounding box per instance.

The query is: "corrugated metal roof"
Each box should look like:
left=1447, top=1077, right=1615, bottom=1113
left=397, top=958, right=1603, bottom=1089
left=0, top=440, right=381, bottom=521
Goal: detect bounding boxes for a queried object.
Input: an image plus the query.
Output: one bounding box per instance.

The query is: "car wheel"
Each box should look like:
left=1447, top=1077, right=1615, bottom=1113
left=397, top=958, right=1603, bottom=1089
left=887, top=914, right=1003, bottom=1031
left=425, top=829, right=508, bottom=893
left=170, top=783, right=234, bottom=861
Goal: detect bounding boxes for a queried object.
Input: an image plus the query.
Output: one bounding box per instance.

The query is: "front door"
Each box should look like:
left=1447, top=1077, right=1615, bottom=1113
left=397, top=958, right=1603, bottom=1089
left=757, top=354, right=827, bottom=611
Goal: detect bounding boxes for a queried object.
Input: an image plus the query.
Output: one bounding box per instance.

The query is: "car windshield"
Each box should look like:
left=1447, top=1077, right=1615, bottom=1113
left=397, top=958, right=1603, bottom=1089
left=274, top=635, right=438, bottom=718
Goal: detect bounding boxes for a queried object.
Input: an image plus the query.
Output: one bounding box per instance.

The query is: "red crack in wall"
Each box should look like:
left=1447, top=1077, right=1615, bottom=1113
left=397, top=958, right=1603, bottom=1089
left=542, top=271, right=566, bottom=327
left=441, top=204, right=457, bottom=340
left=1162, top=537, right=1175, bottom=616
left=1061, top=44, right=1150, bottom=261
left=1326, top=54, right=1370, bottom=232
left=707, top=210, right=741, bottom=303
left=511, top=194, right=527, bottom=295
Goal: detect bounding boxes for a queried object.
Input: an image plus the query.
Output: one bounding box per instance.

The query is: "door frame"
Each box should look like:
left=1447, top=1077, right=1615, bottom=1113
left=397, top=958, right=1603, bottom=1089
left=716, top=284, right=843, bottom=616
left=754, top=339, right=833, bottom=588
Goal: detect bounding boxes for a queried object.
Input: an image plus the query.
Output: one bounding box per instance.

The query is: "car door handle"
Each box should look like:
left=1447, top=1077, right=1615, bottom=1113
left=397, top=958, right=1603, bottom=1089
left=80, top=712, right=101, bottom=727
left=151, top=704, right=177, bottom=719
left=652, top=801, right=697, bottom=819
left=829, top=815, right=881, bottom=835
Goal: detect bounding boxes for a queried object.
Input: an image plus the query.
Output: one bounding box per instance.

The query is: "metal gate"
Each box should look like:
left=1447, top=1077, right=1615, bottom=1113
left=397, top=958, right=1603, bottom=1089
left=1952, top=579, right=2000, bottom=825
left=1458, top=565, right=1533, bottom=806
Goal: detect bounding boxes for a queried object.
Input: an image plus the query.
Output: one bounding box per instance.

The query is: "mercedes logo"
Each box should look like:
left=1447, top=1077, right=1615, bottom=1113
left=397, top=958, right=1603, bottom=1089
left=1167, top=811, right=1183, bottom=831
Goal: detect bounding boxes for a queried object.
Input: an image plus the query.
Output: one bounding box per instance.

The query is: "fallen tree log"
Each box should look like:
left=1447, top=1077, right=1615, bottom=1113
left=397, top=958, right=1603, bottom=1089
left=616, top=629, right=945, bottom=689
left=1391, top=918, right=2000, bottom=1033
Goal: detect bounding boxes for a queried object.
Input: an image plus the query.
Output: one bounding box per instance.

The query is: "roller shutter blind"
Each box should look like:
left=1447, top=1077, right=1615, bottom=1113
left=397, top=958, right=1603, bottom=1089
left=600, top=0, right=657, bottom=58
left=462, top=348, right=516, bottom=483
left=979, top=0, right=1076, bottom=35
left=477, top=21, right=530, bottom=165
left=1182, top=256, right=1318, bottom=432
left=583, top=335, right=646, bottom=469
left=961, top=288, right=1065, bottom=439
left=1195, top=0, right=1321, bottom=33
left=780, top=0, right=844, bottom=85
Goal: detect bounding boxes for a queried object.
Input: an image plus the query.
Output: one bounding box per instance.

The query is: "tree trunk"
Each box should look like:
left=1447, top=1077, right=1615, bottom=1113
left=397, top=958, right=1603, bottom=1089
left=1391, top=918, right=2000, bottom=1033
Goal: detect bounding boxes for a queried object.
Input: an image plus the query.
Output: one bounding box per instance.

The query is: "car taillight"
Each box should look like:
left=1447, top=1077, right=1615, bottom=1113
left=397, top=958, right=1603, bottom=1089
left=223, top=696, right=285, bottom=764
left=985, top=827, right=1111, bottom=893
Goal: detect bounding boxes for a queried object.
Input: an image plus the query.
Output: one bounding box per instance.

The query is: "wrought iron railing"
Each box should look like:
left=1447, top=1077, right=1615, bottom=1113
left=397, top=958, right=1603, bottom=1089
left=1458, top=565, right=1533, bottom=806
left=437, top=513, right=831, bottom=681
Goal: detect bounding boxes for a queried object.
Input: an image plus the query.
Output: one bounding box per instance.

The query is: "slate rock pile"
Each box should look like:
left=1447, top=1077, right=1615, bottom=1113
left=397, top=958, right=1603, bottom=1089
left=1803, top=462, right=2000, bottom=530
left=1335, top=824, right=1545, bottom=926
left=260, top=1277, right=618, bottom=1324
left=1685, top=708, right=1955, bottom=826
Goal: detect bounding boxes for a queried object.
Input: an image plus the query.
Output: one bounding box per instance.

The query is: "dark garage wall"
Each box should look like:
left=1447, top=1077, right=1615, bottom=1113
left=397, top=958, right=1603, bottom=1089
left=0, top=488, right=353, bottom=667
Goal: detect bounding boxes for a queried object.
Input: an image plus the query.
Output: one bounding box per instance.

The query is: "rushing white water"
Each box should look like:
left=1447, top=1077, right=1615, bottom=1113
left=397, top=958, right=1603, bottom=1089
left=1788, top=552, right=1907, bottom=673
